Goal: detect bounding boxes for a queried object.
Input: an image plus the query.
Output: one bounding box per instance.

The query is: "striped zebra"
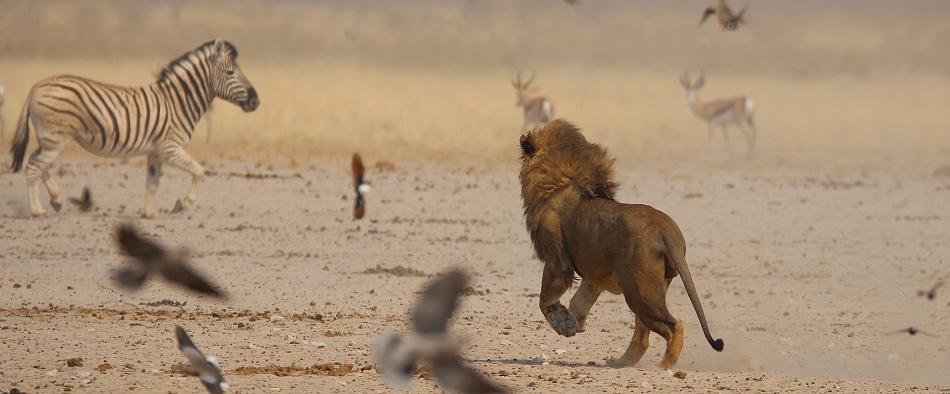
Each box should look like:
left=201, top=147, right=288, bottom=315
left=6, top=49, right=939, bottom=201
left=9, top=39, right=259, bottom=217
left=0, top=85, right=6, bottom=141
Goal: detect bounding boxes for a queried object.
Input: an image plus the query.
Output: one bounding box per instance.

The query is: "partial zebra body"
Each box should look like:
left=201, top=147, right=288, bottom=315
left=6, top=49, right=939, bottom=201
left=28, top=76, right=183, bottom=158
left=9, top=39, right=259, bottom=217
left=0, top=85, right=6, bottom=140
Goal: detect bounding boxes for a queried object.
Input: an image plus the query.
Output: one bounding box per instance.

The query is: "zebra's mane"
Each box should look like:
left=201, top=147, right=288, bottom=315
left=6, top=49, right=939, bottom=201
left=156, top=40, right=238, bottom=83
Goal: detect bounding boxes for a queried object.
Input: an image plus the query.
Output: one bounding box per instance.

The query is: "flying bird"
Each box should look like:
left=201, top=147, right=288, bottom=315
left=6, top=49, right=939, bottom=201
left=113, top=223, right=226, bottom=299
left=700, top=0, right=748, bottom=31
left=376, top=269, right=508, bottom=394
left=352, top=153, right=370, bottom=219
left=917, top=281, right=943, bottom=300
left=888, top=327, right=937, bottom=337
left=69, top=187, right=94, bottom=212
left=175, top=326, right=229, bottom=394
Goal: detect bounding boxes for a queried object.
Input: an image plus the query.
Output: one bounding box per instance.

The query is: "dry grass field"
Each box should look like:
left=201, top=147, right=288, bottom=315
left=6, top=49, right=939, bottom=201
left=1, top=1, right=950, bottom=393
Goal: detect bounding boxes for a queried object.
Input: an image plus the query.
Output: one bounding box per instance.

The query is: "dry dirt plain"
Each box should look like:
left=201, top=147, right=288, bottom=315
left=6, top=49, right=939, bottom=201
left=1, top=157, right=949, bottom=393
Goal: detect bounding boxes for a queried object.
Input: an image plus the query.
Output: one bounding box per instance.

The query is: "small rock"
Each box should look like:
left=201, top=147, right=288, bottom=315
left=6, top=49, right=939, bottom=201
left=674, top=371, right=687, bottom=379
left=313, top=341, right=327, bottom=348
left=66, top=358, right=83, bottom=367
left=554, top=349, right=567, bottom=355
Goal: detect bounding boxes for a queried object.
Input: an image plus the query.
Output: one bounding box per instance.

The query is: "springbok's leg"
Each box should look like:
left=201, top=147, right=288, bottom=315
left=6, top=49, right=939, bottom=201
left=745, top=116, right=758, bottom=158
left=721, top=125, right=735, bottom=157
left=143, top=153, right=163, bottom=218
left=568, top=279, right=603, bottom=333
left=162, top=146, right=205, bottom=213
left=24, top=132, right=66, bottom=216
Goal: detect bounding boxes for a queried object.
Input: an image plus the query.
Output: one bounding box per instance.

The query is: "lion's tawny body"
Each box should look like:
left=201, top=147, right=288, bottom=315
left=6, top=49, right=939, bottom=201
left=518, top=119, right=723, bottom=370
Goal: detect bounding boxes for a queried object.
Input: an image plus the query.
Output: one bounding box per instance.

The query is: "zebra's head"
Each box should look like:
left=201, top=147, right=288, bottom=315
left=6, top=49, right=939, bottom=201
left=208, top=39, right=259, bottom=113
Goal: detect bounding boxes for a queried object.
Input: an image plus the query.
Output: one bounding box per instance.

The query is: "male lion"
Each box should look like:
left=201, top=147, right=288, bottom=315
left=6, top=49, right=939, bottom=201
left=518, top=119, right=724, bottom=369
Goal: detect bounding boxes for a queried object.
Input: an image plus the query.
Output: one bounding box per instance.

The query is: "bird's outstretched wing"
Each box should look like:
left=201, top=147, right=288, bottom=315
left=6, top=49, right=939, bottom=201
left=68, top=187, right=93, bottom=212
left=699, top=7, right=716, bottom=26
left=176, top=326, right=228, bottom=394
left=116, top=224, right=166, bottom=266
left=887, top=327, right=937, bottom=337
left=411, top=269, right=469, bottom=334
left=431, top=354, right=509, bottom=394
left=352, top=154, right=366, bottom=219
left=163, top=261, right=227, bottom=299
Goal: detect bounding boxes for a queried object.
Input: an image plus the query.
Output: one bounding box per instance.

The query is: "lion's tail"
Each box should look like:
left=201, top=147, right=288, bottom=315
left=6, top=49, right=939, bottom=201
left=663, top=233, right=724, bottom=352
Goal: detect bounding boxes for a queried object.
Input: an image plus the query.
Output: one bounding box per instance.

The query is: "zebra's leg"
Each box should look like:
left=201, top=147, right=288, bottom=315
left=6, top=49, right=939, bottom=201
left=143, top=153, right=163, bottom=219
left=162, top=148, right=205, bottom=213
left=24, top=137, right=66, bottom=216
left=41, top=170, right=63, bottom=213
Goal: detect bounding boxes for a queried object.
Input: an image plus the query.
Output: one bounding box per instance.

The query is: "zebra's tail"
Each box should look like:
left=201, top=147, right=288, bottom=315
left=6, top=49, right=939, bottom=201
left=10, top=90, right=32, bottom=172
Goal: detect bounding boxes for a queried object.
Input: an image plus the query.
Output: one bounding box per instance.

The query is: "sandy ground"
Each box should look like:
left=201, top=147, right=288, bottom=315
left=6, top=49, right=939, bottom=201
left=1, top=156, right=949, bottom=393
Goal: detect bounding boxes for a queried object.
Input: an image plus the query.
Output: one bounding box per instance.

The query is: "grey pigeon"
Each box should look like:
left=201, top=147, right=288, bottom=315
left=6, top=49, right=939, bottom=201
left=376, top=269, right=508, bottom=394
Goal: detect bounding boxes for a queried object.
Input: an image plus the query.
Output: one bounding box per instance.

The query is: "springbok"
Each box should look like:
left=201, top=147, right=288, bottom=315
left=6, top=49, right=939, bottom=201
left=512, top=70, right=553, bottom=130
left=679, top=72, right=757, bottom=158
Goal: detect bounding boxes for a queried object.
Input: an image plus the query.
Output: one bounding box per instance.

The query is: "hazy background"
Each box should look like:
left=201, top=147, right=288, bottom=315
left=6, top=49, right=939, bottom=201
left=1, top=0, right=949, bottom=170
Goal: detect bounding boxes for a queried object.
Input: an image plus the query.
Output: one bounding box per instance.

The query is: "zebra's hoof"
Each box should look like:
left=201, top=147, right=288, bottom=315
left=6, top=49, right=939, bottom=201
left=50, top=200, right=62, bottom=212
left=172, top=199, right=185, bottom=214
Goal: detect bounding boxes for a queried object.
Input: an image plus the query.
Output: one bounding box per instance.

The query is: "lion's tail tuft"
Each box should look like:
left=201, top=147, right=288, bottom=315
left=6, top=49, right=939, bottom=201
left=662, top=233, right=724, bottom=352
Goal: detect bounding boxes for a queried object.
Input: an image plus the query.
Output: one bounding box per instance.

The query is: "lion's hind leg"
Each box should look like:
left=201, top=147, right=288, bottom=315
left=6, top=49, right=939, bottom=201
left=607, top=316, right=651, bottom=368
left=616, top=265, right=685, bottom=369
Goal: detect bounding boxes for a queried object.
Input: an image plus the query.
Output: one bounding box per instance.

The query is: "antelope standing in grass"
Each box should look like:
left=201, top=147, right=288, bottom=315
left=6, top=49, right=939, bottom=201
left=512, top=71, right=553, bottom=130
left=679, top=72, right=757, bottom=158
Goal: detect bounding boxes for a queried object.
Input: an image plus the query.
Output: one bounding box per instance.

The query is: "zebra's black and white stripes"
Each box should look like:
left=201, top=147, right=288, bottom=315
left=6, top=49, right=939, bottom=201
left=9, top=39, right=258, bottom=217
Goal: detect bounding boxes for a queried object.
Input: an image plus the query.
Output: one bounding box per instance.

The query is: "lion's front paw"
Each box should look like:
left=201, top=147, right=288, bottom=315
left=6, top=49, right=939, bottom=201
left=545, top=304, right=578, bottom=337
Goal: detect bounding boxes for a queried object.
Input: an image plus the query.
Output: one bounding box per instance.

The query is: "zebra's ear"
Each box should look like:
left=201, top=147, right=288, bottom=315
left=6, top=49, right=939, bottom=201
left=210, top=39, right=226, bottom=62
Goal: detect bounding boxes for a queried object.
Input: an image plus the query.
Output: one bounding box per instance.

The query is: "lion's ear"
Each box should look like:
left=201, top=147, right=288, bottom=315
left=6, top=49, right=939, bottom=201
left=520, top=134, right=536, bottom=158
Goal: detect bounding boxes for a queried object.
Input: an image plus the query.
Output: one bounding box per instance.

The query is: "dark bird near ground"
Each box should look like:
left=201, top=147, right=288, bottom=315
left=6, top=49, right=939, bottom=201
left=175, top=326, right=229, bottom=394
left=917, top=281, right=943, bottom=300
left=376, top=269, right=508, bottom=394
left=888, top=327, right=937, bottom=337
left=700, top=0, right=748, bottom=31
left=68, top=187, right=94, bottom=212
left=113, top=223, right=226, bottom=299
left=352, top=153, right=370, bottom=219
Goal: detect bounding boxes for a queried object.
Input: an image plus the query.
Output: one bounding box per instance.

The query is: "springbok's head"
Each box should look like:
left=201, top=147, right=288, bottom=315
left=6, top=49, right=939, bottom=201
left=679, top=72, right=705, bottom=102
left=207, top=39, right=259, bottom=113
left=511, top=70, right=537, bottom=107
